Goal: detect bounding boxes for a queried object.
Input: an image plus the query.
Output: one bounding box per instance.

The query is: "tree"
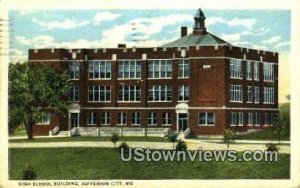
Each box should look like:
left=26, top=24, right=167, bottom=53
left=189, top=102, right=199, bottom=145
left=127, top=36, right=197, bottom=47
left=167, top=133, right=178, bottom=150
left=273, top=103, right=290, bottom=143
left=9, top=62, right=72, bottom=139
left=223, top=128, right=237, bottom=150
left=110, top=133, right=120, bottom=148
left=175, top=140, right=187, bottom=151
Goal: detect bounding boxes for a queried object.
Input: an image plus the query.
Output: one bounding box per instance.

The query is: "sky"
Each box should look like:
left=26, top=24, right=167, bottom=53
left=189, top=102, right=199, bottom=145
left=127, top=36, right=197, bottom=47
left=8, top=9, right=291, bottom=103
left=9, top=9, right=290, bottom=62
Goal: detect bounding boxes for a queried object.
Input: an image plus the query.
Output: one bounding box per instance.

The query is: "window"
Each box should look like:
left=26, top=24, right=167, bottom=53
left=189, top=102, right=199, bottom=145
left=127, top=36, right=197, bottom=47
left=69, top=61, right=80, bottom=79
left=230, top=85, right=243, bottom=102
left=101, top=112, right=110, bottom=125
left=230, top=59, right=242, bottom=79
left=263, top=87, right=274, bottom=104
left=247, top=112, right=253, bottom=126
left=88, top=86, right=111, bottom=102
left=178, top=59, right=189, bottom=78
left=198, top=113, right=215, bottom=126
left=118, top=112, right=127, bottom=125
left=148, top=112, right=157, bottom=125
left=254, top=62, right=260, bottom=80
left=264, top=113, right=271, bottom=125
left=131, top=112, right=141, bottom=125
left=254, top=113, right=260, bottom=126
left=88, top=112, right=96, bottom=125
left=230, top=112, right=237, bottom=126
left=148, top=85, right=172, bottom=102
left=89, top=61, right=111, bottom=79
left=69, top=85, right=79, bottom=102
left=271, top=113, right=277, bottom=125
left=118, top=60, right=141, bottom=79
left=246, top=61, right=253, bottom=80
left=263, top=63, right=274, bottom=81
left=254, top=86, right=260, bottom=103
left=247, top=86, right=252, bottom=103
left=37, top=113, right=51, bottom=124
left=118, top=85, right=141, bottom=102
left=230, top=112, right=243, bottom=126
left=238, top=112, right=244, bottom=126
left=162, top=112, right=172, bottom=125
left=148, top=60, right=172, bottom=78
left=179, top=85, right=189, bottom=101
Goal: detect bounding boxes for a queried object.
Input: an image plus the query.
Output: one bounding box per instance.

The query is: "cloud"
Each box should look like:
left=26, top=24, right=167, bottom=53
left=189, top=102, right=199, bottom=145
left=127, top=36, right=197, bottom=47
left=33, top=18, right=90, bottom=30
left=14, top=36, right=32, bottom=45
left=9, top=48, right=27, bottom=63
left=206, top=17, right=256, bottom=29
left=92, top=11, right=121, bottom=25
left=100, top=14, right=192, bottom=46
left=220, top=31, right=250, bottom=41
left=262, top=36, right=282, bottom=44
left=32, top=11, right=121, bottom=30
left=274, top=41, right=290, bottom=48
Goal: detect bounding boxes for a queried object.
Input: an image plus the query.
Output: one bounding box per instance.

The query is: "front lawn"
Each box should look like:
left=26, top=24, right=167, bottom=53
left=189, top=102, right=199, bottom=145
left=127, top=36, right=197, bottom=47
left=236, top=128, right=290, bottom=141
left=9, top=136, right=167, bottom=143
left=9, top=147, right=290, bottom=180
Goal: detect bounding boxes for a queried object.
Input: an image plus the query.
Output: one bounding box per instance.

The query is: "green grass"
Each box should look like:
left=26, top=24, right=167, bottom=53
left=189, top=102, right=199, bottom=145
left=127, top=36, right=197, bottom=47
left=236, top=128, right=290, bottom=141
left=9, top=147, right=290, bottom=180
left=9, top=130, right=27, bottom=137
left=9, top=136, right=168, bottom=143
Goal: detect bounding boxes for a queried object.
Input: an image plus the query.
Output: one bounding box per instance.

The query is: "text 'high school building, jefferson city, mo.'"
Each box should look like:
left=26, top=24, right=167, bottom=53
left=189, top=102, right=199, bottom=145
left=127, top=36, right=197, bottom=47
left=28, top=9, right=279, bottom=137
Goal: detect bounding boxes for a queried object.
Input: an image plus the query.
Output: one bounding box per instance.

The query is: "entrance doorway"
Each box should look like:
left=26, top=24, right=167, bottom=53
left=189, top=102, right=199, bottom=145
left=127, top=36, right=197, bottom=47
left=70, top=113, right=79, bottom=129
left=178, top=113, right=188, bottom=132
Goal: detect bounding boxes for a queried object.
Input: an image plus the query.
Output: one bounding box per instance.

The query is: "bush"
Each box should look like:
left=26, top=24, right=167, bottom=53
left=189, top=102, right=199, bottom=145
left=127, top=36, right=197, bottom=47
left=266, top=143, right=278, bottom=152
left=22, top=165, right=37, bottom=180
left=118, top=142, right=129, bottom=154
left=167, top=133, right=178, bottom=149
left=111, top=133, right=120, bottom=148
left=223, top=128, right=237, bottom=150
left=175, top=140, right=187, bottom=151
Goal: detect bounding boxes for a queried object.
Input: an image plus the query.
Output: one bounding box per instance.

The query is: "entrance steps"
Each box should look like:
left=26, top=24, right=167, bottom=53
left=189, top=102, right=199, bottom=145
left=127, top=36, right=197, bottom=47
left=49, top=131, right=70, bottom=137
left=177, top=128, right=191, bottom=140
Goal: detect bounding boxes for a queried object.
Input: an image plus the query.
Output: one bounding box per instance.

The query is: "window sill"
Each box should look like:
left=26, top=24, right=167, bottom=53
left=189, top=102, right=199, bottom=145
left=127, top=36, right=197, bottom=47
left=263, top=80, right=275, bottom=82
left=147, top=78, right=172, bottom=80
left=117, top=101, right=141, bottom=103
left=229, top=101, right=243, bottom=103
left=178, top=77, right=189, bottom=79
left=230, top=77, right=243, bottom=80
left=88, top=101, right=111, bottom=103
left=118, top=78, right=141, bottom=80
left=198, top=124, right=215, bottom=126
left=148, top=101, right=172, bottom=103
left=162, top=124, right=172, bottom=126
left=89, top=78, right=111, bottom=80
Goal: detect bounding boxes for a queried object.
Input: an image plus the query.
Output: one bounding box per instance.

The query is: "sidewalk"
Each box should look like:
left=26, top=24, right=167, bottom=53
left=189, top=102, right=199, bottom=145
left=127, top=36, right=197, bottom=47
left=9, top=140, right=290, bottom=154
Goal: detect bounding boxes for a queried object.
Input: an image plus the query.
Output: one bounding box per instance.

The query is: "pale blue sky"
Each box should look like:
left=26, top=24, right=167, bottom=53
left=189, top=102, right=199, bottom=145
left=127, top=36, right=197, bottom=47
left=9, top=9, right=290, bottom=62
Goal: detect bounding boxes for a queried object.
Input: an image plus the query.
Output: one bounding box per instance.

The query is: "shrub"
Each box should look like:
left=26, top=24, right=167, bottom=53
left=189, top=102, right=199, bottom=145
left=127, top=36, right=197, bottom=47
left=176, top=140, right=187, bottom=151
left=118, top=142, right=129, bottom=154
left=167, top=133, right=178, bottom=150
left=111, top=133, right=120, bottom=148
left=266, top=143, right=279, bottom=152
left=223, top=128, right=237, bottom=150
left=22, top=165, right=37, bottom=180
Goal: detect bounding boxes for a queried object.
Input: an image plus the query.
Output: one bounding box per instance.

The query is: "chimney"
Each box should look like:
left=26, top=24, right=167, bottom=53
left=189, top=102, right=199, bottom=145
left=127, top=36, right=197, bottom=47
left=118, top=44, right=126, bottom=48
left=181, top=26, right=187, bottom=37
